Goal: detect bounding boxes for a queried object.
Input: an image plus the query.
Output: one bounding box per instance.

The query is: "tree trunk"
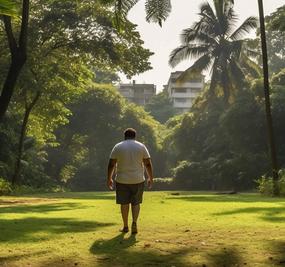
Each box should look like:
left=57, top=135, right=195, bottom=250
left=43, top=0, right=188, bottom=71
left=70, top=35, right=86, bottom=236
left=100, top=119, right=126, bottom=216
left=0, top=53, right=27, bottom=121
left=258, top=0, right=279, bottom=196
left=12, top=91, right=40, bottom=185
left=0, top=0, right=30, bottom=122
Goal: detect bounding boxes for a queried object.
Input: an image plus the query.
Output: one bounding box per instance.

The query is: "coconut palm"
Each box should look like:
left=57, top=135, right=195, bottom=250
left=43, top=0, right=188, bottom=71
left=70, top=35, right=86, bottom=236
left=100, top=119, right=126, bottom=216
left=169, top=0, right=259, bottom=102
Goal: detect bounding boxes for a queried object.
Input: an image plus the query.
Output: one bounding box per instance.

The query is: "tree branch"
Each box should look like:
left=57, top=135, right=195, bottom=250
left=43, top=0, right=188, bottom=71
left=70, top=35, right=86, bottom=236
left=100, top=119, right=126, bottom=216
left=19, top=0, right=30, bottom=51
left=3, top=15, right=17, bottom=54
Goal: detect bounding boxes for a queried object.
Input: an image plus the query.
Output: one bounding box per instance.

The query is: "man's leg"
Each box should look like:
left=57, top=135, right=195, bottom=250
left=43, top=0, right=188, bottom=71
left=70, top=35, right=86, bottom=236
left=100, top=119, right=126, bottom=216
left=121, top=204, right=129, bottom=228
left=131, top=204, right=140, bottom=223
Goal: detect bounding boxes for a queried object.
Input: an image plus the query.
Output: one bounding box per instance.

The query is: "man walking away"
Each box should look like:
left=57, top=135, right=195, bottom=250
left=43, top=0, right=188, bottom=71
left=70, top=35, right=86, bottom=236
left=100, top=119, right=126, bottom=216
left=107, top=128, right=153, bottom=234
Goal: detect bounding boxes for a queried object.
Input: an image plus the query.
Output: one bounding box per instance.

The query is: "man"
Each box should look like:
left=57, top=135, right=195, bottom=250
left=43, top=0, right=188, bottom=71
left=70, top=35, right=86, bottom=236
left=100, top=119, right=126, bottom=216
left=107, top=128, right=154, bottom=234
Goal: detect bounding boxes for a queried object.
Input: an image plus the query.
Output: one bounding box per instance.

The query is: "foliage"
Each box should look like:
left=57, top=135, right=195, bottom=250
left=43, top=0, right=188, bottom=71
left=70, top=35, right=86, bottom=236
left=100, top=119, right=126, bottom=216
left=245, top=5, right=285, bottom=76
left=257, top=170, right=285, bottom=197
left=145, top=88, right=176, bottom=123
left=0, top=177, right=12, bottom=195
left=45, top=84, right=163, bottom=191
left=266, top=5, right=285, bottom=32
left=164, top=71, right=285, bottom=191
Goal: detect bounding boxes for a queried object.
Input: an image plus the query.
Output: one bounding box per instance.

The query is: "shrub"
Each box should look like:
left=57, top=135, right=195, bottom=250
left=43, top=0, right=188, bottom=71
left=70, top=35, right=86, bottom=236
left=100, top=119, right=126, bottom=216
left=256, top=176, right=274, bottom=196
left=153, top=177, right=174, bottom=190
left=172, top=161, right=208, bottom=190
left=0, top=177, right=12, bottom=195
left=257, top=170, right=285, bottom=197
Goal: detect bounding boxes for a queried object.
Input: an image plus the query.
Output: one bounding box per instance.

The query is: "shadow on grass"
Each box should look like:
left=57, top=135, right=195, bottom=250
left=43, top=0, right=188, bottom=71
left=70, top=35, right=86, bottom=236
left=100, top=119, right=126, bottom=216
left=167, top=193, right=285, bottom=203
left=25, top=192, right=116, bottom=200
left=0, top=217, right=113, bottom=243
left=213, top=206, right=285, bottom=223
left=89, top=233, right=246, bottom=267
left=0, top=251, right=49, bottom=265
left=268, top=240, right=285, bottom=266
left=0, top=202, right=86, bottom=214
left=206, top=247, right=245, bottom=267
left=90, top=233, right=192, bottom=267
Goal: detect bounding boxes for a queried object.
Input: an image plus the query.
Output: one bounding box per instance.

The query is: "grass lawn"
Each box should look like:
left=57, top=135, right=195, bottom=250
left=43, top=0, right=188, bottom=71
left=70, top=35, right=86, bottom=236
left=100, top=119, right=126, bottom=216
left=1, top=191, right=285, bottom=267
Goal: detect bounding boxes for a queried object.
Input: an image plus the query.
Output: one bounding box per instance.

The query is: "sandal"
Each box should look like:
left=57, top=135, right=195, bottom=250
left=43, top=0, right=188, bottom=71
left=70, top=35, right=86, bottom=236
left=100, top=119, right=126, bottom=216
left=131, top=222, right=138, bottom=234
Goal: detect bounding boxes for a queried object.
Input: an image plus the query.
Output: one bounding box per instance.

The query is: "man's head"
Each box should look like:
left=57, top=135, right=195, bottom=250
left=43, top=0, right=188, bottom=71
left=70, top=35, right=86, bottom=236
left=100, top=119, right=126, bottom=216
left=124, top=128, right=136, bottom=140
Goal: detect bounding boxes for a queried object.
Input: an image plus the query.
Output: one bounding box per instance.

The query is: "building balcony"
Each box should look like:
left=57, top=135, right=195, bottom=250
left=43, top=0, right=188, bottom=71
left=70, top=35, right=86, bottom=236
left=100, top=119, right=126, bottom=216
left=171, top=92, right=200, bottom=98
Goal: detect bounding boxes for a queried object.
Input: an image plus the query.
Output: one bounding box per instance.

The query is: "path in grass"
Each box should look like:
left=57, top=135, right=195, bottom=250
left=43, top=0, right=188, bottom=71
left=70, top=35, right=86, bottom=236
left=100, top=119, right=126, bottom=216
left=0, top=192, right=285, bottom=267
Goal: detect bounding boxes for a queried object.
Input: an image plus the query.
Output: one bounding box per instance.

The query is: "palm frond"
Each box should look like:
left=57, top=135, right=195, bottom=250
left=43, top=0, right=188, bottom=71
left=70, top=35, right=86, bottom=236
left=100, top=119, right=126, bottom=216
left=169, top=44, right=210, bottom=68
left=0, top=0, right=18, bottom=17
left=176, top=54, right=213, bottom=83
left=145, top=0, right=171, bottom=27
left=180, top=27, right=217, bottom=45
left=230, top=16, right=258, bottom=40
left=240, top=55, right=262, bottom=78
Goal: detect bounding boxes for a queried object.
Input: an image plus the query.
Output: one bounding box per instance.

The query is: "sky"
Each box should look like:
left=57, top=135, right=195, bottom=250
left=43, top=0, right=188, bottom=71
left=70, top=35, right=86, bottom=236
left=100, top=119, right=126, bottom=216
left=120, top=0, right=285, bottom=92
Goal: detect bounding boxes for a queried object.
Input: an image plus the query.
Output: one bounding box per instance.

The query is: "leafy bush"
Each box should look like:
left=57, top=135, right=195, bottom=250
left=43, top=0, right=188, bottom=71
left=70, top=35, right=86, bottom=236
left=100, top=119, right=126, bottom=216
left=0, top=177, right=12, bottom=195
left=172, top=161, right=208, bottom=190
left=153, top=177, right=174, bottom=190
left=257, top=170, right=285, bottom=197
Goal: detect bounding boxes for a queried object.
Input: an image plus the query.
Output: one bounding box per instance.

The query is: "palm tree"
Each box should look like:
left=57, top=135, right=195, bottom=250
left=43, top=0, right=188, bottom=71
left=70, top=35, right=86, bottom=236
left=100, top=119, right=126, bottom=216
left=168, top=0, right=259, bottom=102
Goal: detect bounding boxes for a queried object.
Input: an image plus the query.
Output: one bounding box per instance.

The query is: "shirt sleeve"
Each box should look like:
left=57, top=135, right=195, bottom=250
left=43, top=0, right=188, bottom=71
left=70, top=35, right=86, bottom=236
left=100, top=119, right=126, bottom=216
left=110, top=145, right=118, bottom=159
left=142, top=145, right=151, bottom=159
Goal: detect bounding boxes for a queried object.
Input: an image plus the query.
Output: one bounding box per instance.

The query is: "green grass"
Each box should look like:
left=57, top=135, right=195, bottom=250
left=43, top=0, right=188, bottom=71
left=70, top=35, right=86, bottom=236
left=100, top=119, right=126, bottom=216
left=1, top=192, right=285, bottom=266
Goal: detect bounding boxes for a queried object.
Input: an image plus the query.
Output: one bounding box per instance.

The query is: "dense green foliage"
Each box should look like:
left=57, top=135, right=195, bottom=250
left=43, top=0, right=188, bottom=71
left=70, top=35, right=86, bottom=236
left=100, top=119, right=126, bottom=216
left=0, top=1, right=284, bottom=193
left=45, top=84, right=163, bottom=191
left=145, top=88, right=176, bottom=123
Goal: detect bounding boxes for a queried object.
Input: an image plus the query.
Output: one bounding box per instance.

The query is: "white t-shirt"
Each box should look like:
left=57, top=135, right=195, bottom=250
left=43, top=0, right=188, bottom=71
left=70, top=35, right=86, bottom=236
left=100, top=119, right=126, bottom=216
left=110, top=139, right=151, bottom=184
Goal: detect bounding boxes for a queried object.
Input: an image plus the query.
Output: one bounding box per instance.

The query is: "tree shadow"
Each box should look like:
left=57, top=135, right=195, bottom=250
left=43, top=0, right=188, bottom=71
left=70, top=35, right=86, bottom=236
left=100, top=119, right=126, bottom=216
left=0, top=251, right=49, bottom=265
left=167, top=193, right=285, bottom=203
left=0, top=217, right=114, bottom=243
left=206, top=247, right=245, bottom=267
left=23, top=192, right=116, bottom=200
left=267, top=240, right=285, bottom=266
left=0, top=202, right=86, bottom=214
left=213, top=206, right=285, bottom=223
left=90, top=233, right=194, bottom=267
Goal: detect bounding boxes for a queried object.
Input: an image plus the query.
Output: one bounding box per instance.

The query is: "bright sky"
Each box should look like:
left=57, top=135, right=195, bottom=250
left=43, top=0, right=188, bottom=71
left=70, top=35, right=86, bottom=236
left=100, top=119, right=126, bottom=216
left=120, top=0, right=284, bottom=92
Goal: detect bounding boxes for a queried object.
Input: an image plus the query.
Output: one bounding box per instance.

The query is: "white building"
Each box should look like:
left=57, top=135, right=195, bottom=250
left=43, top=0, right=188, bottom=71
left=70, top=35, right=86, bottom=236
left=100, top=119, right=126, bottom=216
left=118, top=81, right=156, bottom=106
left=166, top=71, right=205, bottom=113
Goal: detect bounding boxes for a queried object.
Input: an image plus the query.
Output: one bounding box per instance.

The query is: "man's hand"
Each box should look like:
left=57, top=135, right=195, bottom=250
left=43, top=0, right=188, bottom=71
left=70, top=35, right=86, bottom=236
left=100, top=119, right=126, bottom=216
left=147, top=178, right=153, bottom=189
left=107, top=178, right=114, bottom=190
left=107, top=159, right=117, bottom=190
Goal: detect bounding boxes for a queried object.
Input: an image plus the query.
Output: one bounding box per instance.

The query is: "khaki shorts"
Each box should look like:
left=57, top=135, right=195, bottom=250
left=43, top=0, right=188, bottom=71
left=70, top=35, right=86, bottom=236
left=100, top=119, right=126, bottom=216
left=115, top=182, right=145, bottom=205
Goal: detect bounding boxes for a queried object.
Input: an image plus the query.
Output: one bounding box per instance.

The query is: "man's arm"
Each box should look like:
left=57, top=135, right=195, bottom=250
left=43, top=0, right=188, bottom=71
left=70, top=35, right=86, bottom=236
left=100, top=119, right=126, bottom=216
left=143, top=158, right=154, bottom=189
left=107, top=158, right=117, bottom=190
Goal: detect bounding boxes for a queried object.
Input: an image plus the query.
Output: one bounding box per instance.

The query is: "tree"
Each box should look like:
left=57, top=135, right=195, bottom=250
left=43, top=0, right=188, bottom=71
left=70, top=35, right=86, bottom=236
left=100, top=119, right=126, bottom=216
left=169, top=0, right=258, bottom=102
left=0, top=0, right=153, bottom=122
left=258, top=0, right=279, bottom=196
left=145, top=88, right=176, bottom=123
left=0, top=0, right=29, bottom=122
left=266, top=5, right=285, bottom=32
